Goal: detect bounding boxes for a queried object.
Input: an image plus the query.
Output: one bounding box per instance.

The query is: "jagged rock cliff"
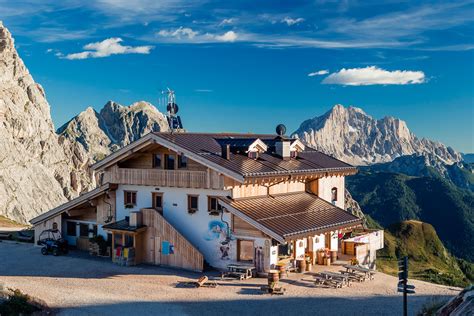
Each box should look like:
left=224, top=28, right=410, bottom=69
left=293, top=104, right=462, bottom=166
left=0, top=22, right=94, bottom=224
left=57, top=101, right=169, bottom=161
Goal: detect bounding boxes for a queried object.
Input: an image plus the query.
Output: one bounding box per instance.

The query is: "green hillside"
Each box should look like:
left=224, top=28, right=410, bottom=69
left=376, top=220, right=472, bottom=287
left=347, top=171, right=474, bottom=262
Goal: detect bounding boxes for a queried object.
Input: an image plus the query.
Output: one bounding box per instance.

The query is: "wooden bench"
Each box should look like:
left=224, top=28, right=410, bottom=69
left=221, top=271, right=246, bottom=280
left=313, top=275, right=343, bottom=288
left=339, top=270, right=365, bottom=282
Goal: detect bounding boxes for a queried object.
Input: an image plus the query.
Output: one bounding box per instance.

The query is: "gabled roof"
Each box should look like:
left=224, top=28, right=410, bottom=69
left=91, top=132, right=356, bottom=181
left=30, top=183, right=113, bottom=225
left=218, top=192, right=362, bottom=243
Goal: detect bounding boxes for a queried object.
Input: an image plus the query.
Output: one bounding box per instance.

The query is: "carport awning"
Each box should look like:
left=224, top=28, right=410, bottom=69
left=30, top=183, right=117, bottom=225
left=218, top=192, right=363, bottom=243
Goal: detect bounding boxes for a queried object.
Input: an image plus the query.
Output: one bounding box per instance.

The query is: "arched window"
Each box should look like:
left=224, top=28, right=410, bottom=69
left=52, top=222, right=58, bottom=230
left=331, top=187, right=338, bottom=203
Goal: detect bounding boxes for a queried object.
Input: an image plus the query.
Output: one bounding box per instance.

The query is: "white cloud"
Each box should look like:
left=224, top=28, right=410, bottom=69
left=282, top=17, right=304, bottom=26
left=156, top=28, right=238, bottom=43
left=63, top=38, right=153, bottom=60
left=158, top=26, right=197, bottom=39
left=46, top=48, right=53, bottom=53
left=308, top=70, right=329, bottom=77
left=195, top=89, right=213, bottom=92
left=219, top=18, right=236, bottom=26
left=322, top=66, right=425, bottom=85
left=214, top=31, right=237, bottom=42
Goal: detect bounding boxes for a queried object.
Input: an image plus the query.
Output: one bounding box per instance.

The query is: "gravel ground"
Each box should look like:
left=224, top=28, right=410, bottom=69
left=0, top=242, right=461, bottom=316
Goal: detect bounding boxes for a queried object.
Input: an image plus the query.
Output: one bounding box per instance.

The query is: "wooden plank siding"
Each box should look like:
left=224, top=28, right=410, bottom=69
left=141, top=208, right=203, bottom=272
left=103, top=166, right=224, bottom=189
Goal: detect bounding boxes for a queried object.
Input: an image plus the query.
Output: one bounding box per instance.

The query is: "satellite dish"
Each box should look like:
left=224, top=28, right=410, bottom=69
left=276, top=124, right=286, bottom=136
left=167, top=103, right=179, bottom=114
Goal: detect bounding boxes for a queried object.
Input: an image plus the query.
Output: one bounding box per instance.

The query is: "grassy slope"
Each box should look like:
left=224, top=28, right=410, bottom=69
left=376, top=220, right=472, bottom=287
left=347, top=171, right=474, bottom=262
left=0, top=215, right=25, bottom=228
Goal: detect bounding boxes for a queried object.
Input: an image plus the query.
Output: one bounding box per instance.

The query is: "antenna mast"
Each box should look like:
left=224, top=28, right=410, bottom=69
left=161, top=88, right=184, bottom=133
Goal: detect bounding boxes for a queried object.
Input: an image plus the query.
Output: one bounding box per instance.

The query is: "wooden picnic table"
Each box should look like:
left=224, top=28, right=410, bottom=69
left=225, top=264, right=256, bottom=279
left=319, top=271, right=351, bottom=287
left=343, top=264, right=376, bottom=280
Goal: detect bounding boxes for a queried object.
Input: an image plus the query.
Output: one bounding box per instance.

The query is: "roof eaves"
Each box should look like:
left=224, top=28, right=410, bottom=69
left=30, top=183, right=111, bottom=225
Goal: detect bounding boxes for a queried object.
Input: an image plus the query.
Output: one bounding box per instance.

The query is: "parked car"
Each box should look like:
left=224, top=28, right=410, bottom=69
left=37, top=229, right=69, bottom=256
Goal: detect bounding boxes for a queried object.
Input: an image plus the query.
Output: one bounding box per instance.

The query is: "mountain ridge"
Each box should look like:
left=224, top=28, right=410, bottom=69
left=293, top=104, right=461, bottom=166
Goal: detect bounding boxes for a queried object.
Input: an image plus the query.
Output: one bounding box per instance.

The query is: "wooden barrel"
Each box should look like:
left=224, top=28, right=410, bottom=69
left=296, top=259, right=306, bottom=273
left=277, top=264, right=286, bottom=278
left=331, top=250, right=338, bottom=262
left=317, top=251, right=324, bottom=265
left=268, top=270, right=279, bottom=286
left=324, top=257, right=331, bottom=266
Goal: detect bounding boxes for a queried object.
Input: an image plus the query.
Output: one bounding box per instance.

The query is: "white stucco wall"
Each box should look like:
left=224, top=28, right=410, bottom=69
left=318, top=175, right=345, bottom=209
left=115, top=184, right=273, bottom=270
left=309, top=234, right=326, bottom=251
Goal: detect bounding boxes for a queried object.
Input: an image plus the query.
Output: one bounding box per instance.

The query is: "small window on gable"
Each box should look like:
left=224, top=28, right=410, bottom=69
left=208, top=196, right=222, bottom=215
left=153, top=154, right=162, bottom=168
left=331, top=187, right=338, bottom=204
left=178, top=154, right=188, bottom=168
left=124, top=191, right=137, bottom=206
left=164, top=154, right=175, bottom=170
left=188, top=195, right=199, bottom=213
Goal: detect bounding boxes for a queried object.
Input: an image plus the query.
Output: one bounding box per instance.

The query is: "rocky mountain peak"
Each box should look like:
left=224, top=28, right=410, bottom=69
left=0, top=22, right=94, bottom=224
left=293, top=104, right=461, bottom=166
left=58, top=100, right=169, bottom=161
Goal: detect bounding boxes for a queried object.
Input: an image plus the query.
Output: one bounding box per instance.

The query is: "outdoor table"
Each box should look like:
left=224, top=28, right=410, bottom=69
left=319, top=271, right=350, bottom=287
left=343, top=264, right=376, bottom=280
left=227, top=264, right=256, bottom=279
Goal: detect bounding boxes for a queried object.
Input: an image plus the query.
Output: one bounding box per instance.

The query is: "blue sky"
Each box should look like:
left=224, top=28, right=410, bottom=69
left=1, top=0, right=473, bottom=152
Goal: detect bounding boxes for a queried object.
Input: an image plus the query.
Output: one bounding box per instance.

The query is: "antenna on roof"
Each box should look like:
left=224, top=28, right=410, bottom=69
left=161, top=87, right=184, bottom=133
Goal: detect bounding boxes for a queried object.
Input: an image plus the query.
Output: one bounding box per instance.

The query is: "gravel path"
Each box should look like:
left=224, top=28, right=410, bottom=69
left=0, top=242, right=460, bottom=316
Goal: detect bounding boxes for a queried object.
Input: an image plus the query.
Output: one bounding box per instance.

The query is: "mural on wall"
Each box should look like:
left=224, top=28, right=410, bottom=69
left=204, top=220, right=234, bottom=260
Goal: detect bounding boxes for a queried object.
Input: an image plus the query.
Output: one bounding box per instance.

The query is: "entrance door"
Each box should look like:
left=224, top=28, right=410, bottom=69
left=152, top=192, right=163, bottom=214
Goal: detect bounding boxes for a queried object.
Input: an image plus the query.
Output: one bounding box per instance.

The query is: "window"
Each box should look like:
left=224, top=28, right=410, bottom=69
left=152, top=154, right=162, bottom=168
left=124, top=234, right=134, bottom=247
left=152, top=192, right=163, bottom=210
left=238, top=239, right=254, bottom=262
left=92, top=225, right=98, bottom=237
left=331, top=187, right=338, bottom=203
left=248, top=151, right=258, bottom=159
left=290, top=150, right=298, bottom=158
left=79, top=223, right=89, bottom=237
left=124, top=191, right=137, bottom=206
left=208, top=196, right=222, bottom=215
left=188, top=195, right=199, bottom=213
left=67, top=222, right=76, bottom=236
left=164, top=154, right=175, bottom=170
left=178, top=154, right=187, bottom=168
left=52, top=222, right=58, bottom=230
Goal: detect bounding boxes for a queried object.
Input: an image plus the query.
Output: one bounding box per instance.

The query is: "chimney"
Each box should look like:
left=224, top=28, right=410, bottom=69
left=275, top=124, right=291, bottom=159
left=129, top=211, right=142, bottom=227
left=221, top=144, right=231, bottom=160
left=276, top=140, right=291, bottom=159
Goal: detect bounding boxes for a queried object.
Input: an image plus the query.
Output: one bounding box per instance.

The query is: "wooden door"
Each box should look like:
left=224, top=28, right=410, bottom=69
left=154, top=236, right=161, bottom=265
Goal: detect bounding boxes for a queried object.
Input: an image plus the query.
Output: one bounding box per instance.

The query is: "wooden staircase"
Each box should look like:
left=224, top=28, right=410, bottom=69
left=140, top=208, right=204, bottom=272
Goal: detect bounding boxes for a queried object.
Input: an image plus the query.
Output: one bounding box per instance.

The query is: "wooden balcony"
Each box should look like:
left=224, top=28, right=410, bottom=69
left=102, top=167, right=223, bottom=189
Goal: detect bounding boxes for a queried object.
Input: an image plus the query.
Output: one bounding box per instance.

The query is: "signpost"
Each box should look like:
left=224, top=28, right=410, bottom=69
left=398, top=256, right=416, bottom=316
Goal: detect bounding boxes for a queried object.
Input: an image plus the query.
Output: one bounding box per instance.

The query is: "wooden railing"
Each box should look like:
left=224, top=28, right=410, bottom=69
left=103, top=167, right=208, bottom=188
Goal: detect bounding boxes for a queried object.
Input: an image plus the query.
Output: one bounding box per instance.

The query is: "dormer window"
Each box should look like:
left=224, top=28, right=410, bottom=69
left=247, top=138, right=267, bottom=159
left=248, top=151, right=259, bottom=159
left=290, top=139, right=305, bottom=159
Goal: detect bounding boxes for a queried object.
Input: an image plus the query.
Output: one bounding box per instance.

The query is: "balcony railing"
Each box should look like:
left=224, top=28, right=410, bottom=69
left=103, top=167, right=212, bottom=188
